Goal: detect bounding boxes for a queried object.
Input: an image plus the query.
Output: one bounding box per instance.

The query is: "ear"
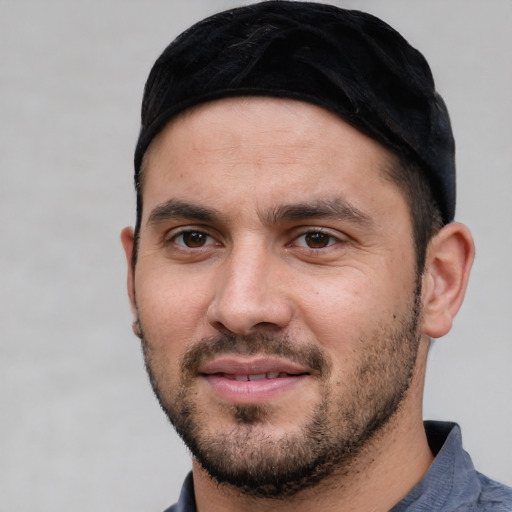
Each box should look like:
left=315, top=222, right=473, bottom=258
left=120, top=226, right=137, bottom=318
left=421, top=222, right=475, bottom=338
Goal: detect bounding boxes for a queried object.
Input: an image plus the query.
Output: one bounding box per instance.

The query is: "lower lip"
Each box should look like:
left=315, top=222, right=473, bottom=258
left=202, top=374, right=308, bottom=404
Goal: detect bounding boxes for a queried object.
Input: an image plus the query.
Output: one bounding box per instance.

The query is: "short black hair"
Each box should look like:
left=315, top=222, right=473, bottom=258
left=384, top=156, right=443, bottom=273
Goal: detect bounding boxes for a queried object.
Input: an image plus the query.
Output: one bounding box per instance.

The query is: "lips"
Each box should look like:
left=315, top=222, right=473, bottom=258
left=199, top=356, right=310, bottom=379
left=220, top=372, right=293, bottom=381
left=198, top=356, right=310, bottom=403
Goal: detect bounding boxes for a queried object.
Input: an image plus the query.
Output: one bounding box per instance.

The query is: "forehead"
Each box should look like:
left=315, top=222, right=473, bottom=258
left=140, top=97, right=404, bottom=222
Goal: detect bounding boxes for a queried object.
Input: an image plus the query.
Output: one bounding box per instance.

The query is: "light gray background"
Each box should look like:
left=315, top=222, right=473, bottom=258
left=1, top=1, right=510, bottom=510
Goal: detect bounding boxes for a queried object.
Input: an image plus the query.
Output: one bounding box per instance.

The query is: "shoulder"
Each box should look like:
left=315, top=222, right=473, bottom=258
left=472, top=472, right=512, bottom=511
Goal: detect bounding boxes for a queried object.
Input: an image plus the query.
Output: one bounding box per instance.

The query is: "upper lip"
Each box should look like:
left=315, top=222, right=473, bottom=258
left=199, top=356, right=310, bottom=376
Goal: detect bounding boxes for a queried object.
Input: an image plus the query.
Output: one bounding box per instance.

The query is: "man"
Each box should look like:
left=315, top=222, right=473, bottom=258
left=121, top=2, right=512, bottom=511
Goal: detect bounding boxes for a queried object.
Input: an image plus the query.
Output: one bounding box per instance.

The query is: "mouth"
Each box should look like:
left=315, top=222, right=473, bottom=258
left=198, top=357, right=311, bottom=404
left=215, top=371, right=307, bottom=381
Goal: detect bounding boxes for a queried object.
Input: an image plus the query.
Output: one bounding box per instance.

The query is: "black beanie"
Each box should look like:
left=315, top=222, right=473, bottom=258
left=135, top=1, right=456, bottom=223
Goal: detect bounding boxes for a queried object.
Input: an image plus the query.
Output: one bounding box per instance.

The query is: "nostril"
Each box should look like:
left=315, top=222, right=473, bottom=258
left=210, top=320, right=231, bottom=334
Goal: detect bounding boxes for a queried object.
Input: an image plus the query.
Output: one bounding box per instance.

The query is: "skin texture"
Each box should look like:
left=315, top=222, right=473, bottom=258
left=122, top=97, right=474, bottom=512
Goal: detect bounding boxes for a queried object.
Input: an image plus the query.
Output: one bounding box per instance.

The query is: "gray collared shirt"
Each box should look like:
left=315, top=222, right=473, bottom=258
left=164, top=421, right=512, bottom=511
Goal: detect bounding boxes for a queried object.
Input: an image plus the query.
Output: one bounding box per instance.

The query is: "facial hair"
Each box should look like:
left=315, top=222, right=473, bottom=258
left=139, top=281, right=422, bottom=499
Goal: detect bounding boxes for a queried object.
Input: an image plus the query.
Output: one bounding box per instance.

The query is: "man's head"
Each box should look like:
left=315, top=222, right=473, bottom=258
left=122, top=1, right=474, bottom=500
left=132, top=1, right=456, bottom=271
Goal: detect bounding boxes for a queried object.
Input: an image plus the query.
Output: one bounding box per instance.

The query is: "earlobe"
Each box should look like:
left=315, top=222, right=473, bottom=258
left=120, top=226, right=137, bottom=318
left=421, top=222, right=475, bottom=339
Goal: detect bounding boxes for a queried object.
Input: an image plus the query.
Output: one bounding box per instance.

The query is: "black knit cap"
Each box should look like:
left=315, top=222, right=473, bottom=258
left=135, top=0, right=456, bottom=223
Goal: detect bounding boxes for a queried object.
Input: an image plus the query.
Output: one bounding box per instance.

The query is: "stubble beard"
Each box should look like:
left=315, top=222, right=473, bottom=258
left=139, top=282, right=423, bottom=499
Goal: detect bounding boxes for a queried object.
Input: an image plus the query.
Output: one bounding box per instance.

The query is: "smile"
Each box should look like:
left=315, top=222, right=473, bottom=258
left=214, top=371, right=305, bottom=381
left=198, top=357, right=311, bottom=403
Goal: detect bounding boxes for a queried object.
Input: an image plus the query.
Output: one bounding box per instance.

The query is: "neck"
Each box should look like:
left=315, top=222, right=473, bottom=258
left=193, top=341, right=433, bottom=512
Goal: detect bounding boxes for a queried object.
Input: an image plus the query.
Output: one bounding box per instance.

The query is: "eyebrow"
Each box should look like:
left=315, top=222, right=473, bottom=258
left=147, top=199, right=224, bottom=225
left=146, top=197, right=374, bottom=229
left=264, top=198, right=374, bottom=228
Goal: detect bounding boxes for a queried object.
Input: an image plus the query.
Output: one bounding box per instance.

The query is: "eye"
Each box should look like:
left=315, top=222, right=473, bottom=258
left=172, top=230, right=215, bottom=248
left=294, top=230, right=339, bottom=249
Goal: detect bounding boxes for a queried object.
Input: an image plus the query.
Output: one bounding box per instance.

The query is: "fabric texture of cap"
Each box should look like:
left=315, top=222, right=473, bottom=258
left=135, top=0, right=456, bottom=223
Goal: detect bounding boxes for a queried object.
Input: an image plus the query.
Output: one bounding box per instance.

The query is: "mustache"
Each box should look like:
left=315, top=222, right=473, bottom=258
left=181, top=332, right=331, bottom=377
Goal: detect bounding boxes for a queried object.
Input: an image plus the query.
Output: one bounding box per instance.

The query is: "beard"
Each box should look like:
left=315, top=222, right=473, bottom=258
left=139, top=281, right=422, bottom=499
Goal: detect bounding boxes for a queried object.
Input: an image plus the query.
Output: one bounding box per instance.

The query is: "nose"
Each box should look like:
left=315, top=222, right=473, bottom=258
left=206, top=248, right=293, bottom=335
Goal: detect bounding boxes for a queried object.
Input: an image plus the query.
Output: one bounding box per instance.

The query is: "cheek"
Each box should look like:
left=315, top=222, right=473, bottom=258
left=134, top=265, right=213, bottom=348
left=297, top=280, right=372, bottom=342
left=293, top=267, right=409, bottom=354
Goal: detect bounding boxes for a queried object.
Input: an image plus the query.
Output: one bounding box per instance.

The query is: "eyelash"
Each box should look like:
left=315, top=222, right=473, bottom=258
left=165, top=227, right=344, bottom=253
left=291, top=229, right=341, bottom=250
left=167, top=229, right=219, bottom=249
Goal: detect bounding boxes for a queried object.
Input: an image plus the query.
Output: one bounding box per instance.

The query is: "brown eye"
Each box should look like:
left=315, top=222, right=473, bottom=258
left=176, top=231, right=210, bottom=248
left=304, top=232, right=332, bottom=248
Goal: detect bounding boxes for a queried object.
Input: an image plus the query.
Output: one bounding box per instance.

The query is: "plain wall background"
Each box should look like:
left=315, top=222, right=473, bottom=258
left=1, top=1, right=510, bottom=510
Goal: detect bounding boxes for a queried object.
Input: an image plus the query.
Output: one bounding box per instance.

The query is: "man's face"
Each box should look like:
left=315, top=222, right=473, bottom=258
left=124, top=98, right=424, bottom=497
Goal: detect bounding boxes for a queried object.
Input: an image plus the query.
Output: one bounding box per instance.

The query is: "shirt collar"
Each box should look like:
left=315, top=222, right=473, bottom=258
left=391, top=421, right=480, bottom=511
left=169, top=472, right=196, bottom=512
